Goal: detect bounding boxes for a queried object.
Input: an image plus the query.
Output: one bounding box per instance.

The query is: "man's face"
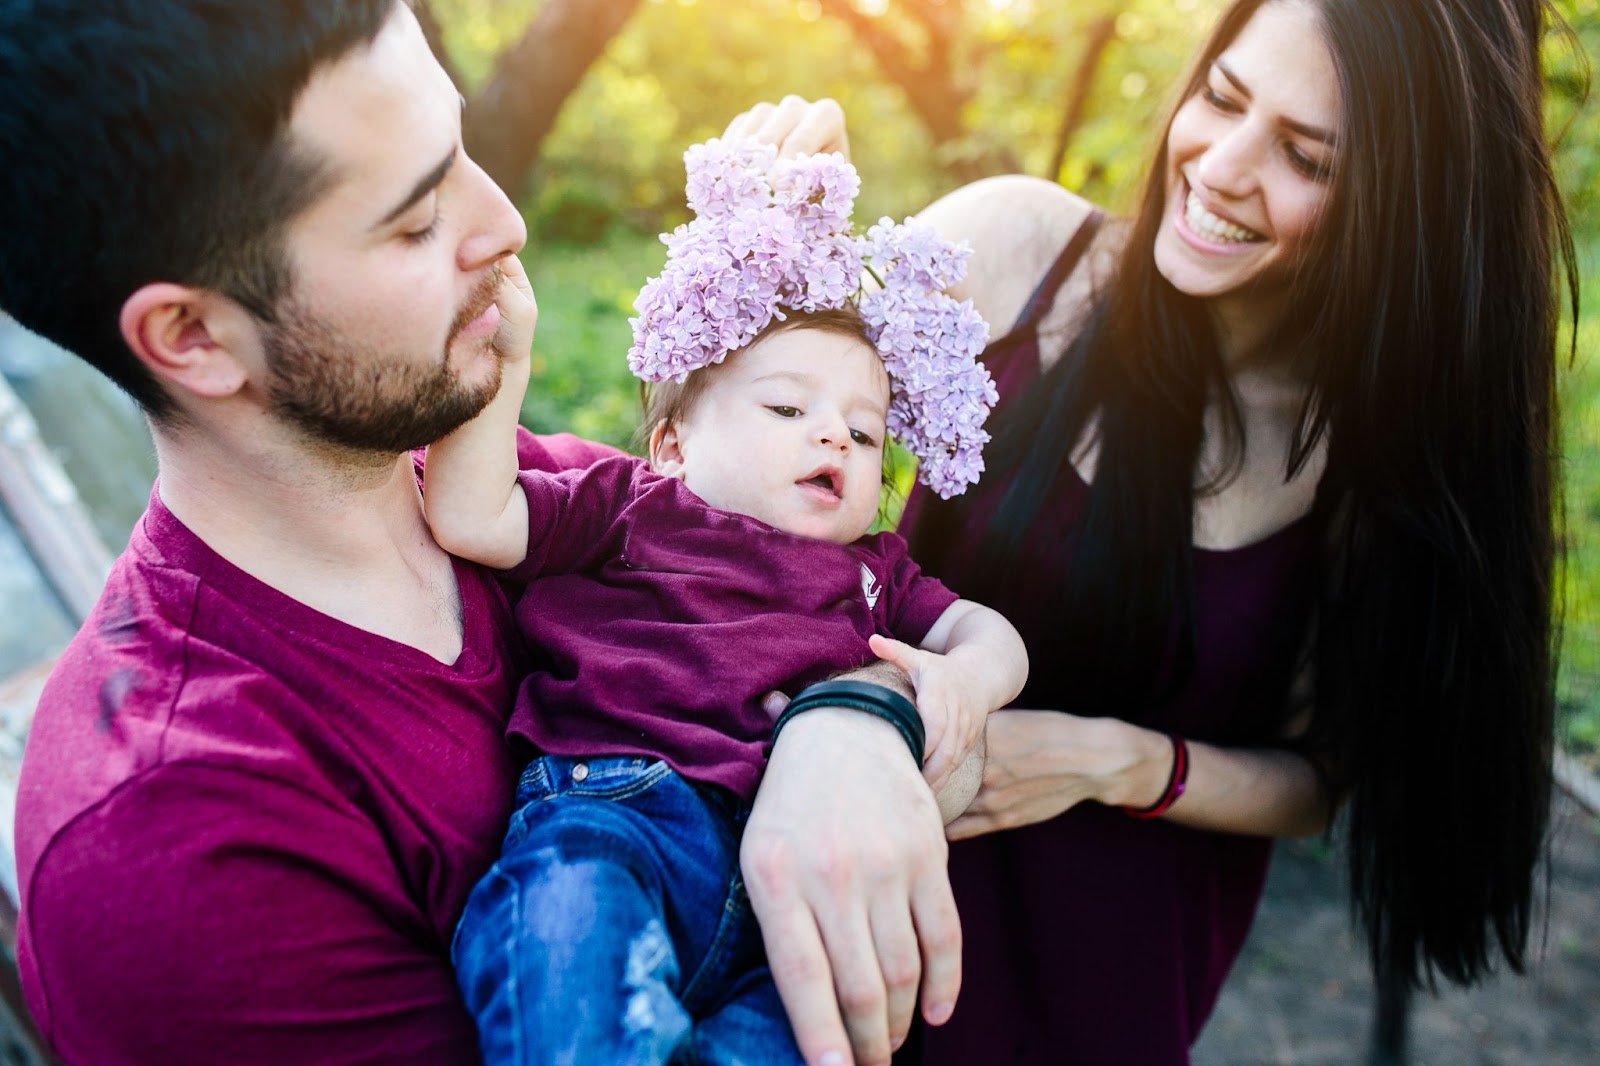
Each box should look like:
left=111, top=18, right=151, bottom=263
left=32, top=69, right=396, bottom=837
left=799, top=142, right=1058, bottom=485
left=262, top=3, right=527, bottom=454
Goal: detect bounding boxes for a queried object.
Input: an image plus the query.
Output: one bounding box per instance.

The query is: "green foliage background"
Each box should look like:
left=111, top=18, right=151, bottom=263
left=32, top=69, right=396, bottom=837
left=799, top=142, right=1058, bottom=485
left=432, top=0, right=1600, bottom=750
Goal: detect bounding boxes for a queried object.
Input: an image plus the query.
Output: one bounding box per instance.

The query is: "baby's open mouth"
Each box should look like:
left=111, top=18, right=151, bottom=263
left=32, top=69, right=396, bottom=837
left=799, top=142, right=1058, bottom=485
left=799, top=469, right=842, bottom=497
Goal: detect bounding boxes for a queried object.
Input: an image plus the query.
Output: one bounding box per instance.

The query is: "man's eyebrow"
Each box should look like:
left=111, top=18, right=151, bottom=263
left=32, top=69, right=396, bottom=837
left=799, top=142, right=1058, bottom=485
left=1215, top=59, right=1336, bottom=145
left=373, top=147, right=458, bottom=230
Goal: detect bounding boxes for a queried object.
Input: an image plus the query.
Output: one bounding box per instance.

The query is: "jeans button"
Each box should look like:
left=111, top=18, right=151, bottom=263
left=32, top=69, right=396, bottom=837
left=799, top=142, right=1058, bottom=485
left=571, top=762, right=589, bottom=783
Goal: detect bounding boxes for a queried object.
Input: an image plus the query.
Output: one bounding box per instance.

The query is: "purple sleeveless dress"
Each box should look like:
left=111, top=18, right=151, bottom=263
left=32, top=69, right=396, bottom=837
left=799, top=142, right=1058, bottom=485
left=897, top=217, right=1320, bottom=1065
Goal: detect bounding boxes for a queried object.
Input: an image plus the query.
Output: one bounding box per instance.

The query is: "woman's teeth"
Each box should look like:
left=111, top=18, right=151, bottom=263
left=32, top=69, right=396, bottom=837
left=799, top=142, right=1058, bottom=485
left=1185, top=191, right=1263, bottom=244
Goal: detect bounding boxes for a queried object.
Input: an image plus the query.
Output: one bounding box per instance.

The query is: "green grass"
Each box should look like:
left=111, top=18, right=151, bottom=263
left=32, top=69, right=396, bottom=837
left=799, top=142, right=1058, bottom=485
left=519, top=226, right=667, bottom=451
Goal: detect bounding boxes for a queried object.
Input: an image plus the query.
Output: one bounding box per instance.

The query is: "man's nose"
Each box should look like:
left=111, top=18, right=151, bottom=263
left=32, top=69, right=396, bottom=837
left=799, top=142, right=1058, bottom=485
left=455, top=154, right=528, bottom=272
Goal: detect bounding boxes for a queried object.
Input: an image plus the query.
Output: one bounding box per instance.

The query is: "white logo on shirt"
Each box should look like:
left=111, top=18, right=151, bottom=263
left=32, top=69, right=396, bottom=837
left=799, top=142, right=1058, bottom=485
left=860, top=563, right=882, bottom=610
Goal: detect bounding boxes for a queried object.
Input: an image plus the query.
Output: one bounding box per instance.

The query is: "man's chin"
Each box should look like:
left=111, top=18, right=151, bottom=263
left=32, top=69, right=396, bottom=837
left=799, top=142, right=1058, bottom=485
left=280, top=385, right=496, bottom=455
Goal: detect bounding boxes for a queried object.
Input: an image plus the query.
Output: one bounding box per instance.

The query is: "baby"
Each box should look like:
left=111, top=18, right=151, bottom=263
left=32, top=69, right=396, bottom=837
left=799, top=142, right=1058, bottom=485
left=425, top=139, right=1026, bottom=1066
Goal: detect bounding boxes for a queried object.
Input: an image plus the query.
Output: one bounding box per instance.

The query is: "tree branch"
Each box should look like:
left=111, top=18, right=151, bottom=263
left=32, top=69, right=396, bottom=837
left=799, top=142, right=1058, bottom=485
left=463, top=0, right=646, bottom=199
left=1046, top=15, right=1116, bottom=183
left=410, top=0, right=463, bottom=92
left=816, top=0, right=976, bottom=167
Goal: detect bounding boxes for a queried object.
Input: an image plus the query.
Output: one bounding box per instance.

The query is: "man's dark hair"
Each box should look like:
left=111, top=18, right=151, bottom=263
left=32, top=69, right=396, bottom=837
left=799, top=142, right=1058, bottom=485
left=0, top=0, right=396, bottom=420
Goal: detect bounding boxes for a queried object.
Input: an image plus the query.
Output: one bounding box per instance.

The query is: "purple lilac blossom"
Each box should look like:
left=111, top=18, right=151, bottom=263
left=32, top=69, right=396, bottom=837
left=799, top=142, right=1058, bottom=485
left=628, top=137, right=995, bottom=496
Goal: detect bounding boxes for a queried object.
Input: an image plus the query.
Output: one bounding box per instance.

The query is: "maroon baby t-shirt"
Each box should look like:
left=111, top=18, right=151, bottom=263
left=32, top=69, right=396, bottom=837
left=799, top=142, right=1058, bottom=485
left=502, top=455, right=959, bottom=803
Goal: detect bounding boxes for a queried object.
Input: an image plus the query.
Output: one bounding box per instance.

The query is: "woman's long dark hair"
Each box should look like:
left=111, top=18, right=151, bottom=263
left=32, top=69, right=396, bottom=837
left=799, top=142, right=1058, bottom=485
left=918, top=0, right=1579, bottom=988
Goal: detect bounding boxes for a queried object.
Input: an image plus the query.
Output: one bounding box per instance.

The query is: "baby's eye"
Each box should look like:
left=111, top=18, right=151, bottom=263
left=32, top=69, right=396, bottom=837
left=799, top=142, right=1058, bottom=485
left=768, top=405, right=801, bottom=418
left=850, top=428, right=878, bottom=447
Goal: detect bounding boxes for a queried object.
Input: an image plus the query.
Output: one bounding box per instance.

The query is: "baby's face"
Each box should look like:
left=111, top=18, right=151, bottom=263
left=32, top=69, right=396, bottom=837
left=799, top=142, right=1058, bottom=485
left=653, top=328, right=889, bottom=545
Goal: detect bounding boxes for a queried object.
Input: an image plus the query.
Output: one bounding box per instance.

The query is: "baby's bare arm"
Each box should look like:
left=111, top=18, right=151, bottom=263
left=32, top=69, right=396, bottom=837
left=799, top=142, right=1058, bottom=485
left=423, top=255, right=536, bottom=569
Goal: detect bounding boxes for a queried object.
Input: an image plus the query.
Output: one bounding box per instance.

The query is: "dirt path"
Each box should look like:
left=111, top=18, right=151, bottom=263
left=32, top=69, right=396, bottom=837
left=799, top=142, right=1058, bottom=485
left=1194, top=794, right=1600, bottom=1065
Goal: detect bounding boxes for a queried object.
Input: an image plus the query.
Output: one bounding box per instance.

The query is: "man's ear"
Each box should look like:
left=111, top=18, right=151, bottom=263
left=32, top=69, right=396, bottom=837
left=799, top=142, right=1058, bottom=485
left=648, top=419, right=689, bottom=480
left=118, top=283, right=257, bottom=400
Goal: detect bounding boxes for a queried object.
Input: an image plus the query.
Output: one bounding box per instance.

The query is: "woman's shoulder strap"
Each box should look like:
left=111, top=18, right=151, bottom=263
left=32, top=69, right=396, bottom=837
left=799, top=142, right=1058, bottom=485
left=996, top=208, right=1105, bottom=344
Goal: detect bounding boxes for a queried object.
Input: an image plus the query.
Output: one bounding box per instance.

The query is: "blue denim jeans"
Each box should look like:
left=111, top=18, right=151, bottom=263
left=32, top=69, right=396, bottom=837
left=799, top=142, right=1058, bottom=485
left=452, top=755, right=805, bottom=1066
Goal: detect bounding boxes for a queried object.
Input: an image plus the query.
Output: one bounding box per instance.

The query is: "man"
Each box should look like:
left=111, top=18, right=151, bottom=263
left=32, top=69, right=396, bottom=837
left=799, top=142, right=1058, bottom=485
left=0, top=3, right=958, bottom=1063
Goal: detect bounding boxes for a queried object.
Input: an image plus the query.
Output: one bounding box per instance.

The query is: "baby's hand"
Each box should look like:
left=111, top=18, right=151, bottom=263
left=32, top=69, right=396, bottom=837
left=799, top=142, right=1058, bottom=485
left=492, top=252, right=537, bottom=366
left=868, top=634, right=990, bottom=793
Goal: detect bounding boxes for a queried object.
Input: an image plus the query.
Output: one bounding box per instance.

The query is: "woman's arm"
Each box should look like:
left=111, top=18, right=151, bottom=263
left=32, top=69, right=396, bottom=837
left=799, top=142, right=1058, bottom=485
left=421, top=254, right=536, bottom=569
left=914, top=175, right=1099, bottom=337
left=945, top=709, right=1334, bottom=842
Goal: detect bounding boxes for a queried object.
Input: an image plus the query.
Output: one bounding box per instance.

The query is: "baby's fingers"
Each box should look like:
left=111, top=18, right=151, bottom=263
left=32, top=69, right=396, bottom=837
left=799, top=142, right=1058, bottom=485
left=867, top=635, right=927, bottom=681
left=492, top=254, right=537, bottom=360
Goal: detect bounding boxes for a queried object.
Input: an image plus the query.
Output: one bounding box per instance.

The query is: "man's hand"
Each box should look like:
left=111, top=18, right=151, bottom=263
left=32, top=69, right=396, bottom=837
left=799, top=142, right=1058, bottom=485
left=743, top=706, right=960, bottom=1066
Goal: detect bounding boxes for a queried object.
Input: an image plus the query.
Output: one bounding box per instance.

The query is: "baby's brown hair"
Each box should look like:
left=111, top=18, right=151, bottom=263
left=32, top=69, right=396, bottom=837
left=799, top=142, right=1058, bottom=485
left=638, top=306, right=875, bottom=460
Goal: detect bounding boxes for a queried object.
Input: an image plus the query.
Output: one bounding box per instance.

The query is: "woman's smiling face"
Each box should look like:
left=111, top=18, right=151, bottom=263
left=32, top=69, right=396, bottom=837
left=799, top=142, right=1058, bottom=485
left=1152, top=0, right=1340, bottom=312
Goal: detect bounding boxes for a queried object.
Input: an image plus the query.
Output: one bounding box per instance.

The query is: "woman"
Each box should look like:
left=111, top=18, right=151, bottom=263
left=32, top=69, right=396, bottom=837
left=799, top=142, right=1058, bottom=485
left=733, top=0, right=1577, bottom=1061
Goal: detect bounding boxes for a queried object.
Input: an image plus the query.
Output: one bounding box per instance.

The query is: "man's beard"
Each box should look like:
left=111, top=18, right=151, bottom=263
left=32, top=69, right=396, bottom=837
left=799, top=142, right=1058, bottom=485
left=262, top=271, right=503, bottom=454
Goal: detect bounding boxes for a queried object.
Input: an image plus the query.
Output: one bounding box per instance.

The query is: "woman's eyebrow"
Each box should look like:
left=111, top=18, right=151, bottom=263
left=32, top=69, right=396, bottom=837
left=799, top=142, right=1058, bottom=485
left=1215, top=59, right=1337, bottom=146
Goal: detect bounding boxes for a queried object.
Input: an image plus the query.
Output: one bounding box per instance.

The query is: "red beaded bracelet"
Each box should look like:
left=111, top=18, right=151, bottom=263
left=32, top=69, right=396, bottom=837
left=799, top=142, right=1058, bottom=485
left=1120, top=733, right=1189, bottom=819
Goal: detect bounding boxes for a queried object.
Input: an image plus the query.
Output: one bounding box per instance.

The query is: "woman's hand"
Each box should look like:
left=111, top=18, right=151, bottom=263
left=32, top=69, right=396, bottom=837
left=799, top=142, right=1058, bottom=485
left=944, top=710, right=1168, bottom=841
left=723, top=95, right=850, bottom=160
left=945, top=710, right=1338, bottom=841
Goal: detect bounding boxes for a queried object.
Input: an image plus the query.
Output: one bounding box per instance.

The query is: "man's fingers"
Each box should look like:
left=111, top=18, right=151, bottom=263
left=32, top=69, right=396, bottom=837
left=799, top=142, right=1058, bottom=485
left=816, top=901, right=892, bottom=1066
left=762, top=689, right=791, bottom=721
left=911, top=867, right=963, bottom=1028
left=868, top=896, right=922, bottom=1053
left=743, top=841, right=853, bottom=1066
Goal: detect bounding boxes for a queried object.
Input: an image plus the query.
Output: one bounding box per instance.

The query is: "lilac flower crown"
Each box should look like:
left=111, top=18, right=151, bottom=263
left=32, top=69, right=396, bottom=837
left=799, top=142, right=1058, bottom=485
left=627, top=137, right=996, bottom=498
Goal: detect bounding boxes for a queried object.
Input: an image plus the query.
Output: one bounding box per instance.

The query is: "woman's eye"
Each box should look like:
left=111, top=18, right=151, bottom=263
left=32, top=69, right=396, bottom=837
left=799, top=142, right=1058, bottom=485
left=768, top=405, right=800, bottom=418
left=1285, top=144, right=1331, bottom=181
left=1202, top=87, right=1241, bottom=113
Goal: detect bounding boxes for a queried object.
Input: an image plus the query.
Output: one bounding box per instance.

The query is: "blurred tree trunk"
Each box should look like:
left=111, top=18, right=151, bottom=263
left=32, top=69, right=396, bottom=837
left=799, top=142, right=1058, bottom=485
left=412, top=0, right=462, bottom=90
left=1046, top=15, right=1116, bottom=183
left=816, top=0, right=1017, bottom=184
left=421, top=0, right=645, bottom=200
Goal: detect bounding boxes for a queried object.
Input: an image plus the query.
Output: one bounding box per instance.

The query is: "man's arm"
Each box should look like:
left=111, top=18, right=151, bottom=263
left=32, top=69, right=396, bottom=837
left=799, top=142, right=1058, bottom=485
left=22, top=765, right=478, bottom=1066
